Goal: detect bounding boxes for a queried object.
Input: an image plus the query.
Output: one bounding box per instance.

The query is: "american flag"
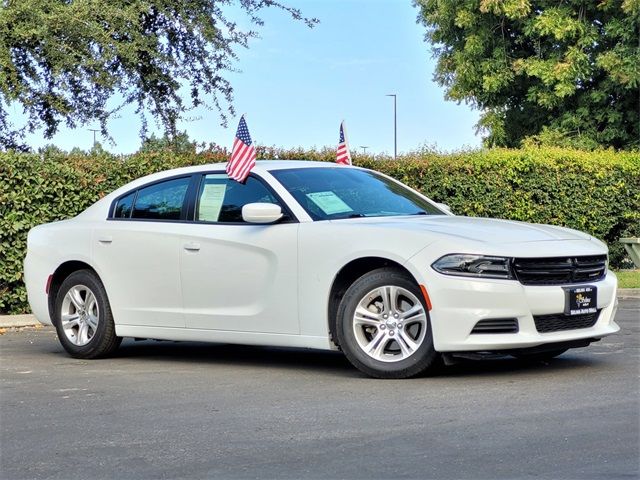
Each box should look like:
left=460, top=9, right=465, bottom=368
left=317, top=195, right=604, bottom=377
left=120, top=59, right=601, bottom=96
left=226, top=115, right=257, bottom=182
left=336, top=121, right=352, bottom=165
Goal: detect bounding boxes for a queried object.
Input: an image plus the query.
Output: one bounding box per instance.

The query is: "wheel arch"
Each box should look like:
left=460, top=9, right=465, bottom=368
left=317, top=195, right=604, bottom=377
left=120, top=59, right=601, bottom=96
left=47, top=260, right=100, bottom=323
left=327, top=256, right=419, bottom=348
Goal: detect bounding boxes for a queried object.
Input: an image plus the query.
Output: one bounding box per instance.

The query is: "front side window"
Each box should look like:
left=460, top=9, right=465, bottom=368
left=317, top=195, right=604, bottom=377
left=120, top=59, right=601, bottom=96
left=196, top=174, right=283, bottom=223
left=271, top=167, right=444, bottom=220
left=131, top=177, right=190, bottom=220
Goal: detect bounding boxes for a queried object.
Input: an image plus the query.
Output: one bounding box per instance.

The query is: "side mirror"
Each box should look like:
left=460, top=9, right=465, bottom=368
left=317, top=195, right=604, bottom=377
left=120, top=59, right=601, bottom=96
left=436, top=202, right=453, bottom=214
left=242, top=203, right=284, bottom=224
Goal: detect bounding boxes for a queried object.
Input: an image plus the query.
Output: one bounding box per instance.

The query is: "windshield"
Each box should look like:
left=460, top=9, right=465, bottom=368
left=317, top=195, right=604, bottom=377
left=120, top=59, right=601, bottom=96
left=270, top=167, right=444, bottom=220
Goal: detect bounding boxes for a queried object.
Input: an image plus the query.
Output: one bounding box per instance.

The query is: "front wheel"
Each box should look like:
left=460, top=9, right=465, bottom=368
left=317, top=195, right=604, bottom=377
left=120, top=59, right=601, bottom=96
left=53, top=270, right=121, bottom=358
left=336, top=268, right=439, bottom=379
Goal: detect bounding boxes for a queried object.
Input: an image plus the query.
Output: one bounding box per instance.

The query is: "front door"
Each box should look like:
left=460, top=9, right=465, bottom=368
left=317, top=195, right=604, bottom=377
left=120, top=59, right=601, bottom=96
left=180, top=173, right=299, bottom=334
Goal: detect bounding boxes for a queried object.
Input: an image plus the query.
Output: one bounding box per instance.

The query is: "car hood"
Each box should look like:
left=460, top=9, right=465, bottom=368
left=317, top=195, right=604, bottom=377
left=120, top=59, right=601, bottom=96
left=333, top=215, right=593, bottom=244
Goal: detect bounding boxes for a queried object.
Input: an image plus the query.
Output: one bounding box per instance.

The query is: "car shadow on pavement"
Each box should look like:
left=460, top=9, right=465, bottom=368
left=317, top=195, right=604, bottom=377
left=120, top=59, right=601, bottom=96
left=108, top=338, right=602, bottom=379
left=113, top=338, right=360, bottom=376
left=428, top=354, right=600, bottom=379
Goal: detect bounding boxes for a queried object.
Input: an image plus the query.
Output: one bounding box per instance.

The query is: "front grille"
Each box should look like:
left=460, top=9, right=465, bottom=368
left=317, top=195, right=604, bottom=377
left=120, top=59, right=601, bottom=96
left=471, top=318, right=519, bottom=334
left=513, top=255, right=607, bottom=286
left=534, top=311, right=600, bottom=333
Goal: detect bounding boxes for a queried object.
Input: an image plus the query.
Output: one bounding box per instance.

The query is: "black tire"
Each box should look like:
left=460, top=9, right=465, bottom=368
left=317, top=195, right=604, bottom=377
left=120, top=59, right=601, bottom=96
left=336, top=267, right=439, bottom=379
left=512, top=349, right=568, bottom=362
left=53, top=269, right=121, bottom=358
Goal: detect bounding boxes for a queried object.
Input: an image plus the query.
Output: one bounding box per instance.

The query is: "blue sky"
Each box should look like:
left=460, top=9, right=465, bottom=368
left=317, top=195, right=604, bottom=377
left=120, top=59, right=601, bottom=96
left=9, top=0, right=481, bottom=154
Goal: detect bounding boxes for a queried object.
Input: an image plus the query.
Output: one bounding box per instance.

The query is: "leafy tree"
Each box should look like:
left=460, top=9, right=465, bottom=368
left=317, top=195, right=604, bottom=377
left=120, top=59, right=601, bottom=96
left=415, top=0, right=640, bottom=149
left=139, top=130, right=199, bottom=154
left=0, top=0, right=316, bottom=150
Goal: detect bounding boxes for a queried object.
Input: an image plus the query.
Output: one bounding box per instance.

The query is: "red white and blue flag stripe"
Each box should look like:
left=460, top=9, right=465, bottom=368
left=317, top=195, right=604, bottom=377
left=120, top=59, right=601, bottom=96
left=227, top=115, right=257, bottom=182
left=336, top=121, right=352, bottom=165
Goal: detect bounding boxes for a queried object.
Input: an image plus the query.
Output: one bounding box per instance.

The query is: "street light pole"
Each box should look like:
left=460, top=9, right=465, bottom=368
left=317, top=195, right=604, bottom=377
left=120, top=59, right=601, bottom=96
left=360, top=146, right=369, bottom=155
left=386, top=94, right=397, bottom=159
left=88, top=128, right=100, bottom=147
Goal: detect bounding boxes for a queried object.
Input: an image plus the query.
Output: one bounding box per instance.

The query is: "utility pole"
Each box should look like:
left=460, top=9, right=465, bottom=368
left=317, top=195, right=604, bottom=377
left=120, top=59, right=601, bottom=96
left=385, top=94, right=397, bottom=159
left=360, top=146, right=369, bottom=155
left=88, top=129, right=100, bottom=147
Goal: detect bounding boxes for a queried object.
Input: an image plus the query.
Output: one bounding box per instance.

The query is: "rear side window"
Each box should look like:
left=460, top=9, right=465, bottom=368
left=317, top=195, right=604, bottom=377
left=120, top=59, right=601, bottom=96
left=113, top=192, right=135, bottom=218
left=131, top=177, right=191, bottom=220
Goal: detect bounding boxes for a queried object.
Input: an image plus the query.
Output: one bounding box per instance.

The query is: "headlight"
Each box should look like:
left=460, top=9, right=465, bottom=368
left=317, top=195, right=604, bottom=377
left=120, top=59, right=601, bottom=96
left=431, top=254, right=514, bottom=279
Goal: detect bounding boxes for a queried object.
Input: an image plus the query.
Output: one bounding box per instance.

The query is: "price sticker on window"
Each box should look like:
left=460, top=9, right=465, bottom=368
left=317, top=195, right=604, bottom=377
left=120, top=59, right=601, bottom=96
left=306, top=191, right=353, bottom=215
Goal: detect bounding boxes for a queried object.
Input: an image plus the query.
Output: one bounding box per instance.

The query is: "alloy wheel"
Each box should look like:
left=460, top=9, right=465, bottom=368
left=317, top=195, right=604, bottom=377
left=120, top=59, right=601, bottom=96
left=352, top=285, right=427, bottom=363
left=60, top=284, right=100, bottom=346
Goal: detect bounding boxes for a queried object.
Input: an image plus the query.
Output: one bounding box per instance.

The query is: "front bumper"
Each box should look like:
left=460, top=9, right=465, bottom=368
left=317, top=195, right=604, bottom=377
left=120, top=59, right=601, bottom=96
left=419, top=269, right=619, bottom=352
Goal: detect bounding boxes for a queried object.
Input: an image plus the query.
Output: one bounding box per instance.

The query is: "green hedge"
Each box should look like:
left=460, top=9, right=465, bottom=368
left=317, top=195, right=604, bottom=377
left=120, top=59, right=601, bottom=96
left=1, top=147, right=638, bottom=314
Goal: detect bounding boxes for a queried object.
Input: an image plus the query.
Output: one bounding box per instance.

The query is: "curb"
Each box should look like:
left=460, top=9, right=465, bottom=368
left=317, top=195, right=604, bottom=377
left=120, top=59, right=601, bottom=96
left=0, top=314, right=41, bottom=328
left=1, top=290, right=639, bottom=328
left=617, top=288, right=640, bottom=299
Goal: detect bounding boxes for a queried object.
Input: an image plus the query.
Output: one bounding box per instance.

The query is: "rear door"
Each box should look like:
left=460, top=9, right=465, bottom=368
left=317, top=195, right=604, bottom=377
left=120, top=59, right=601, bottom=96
left=179, top=173, right=299, bottom=334
left=93, top=175, right=195, bottom=328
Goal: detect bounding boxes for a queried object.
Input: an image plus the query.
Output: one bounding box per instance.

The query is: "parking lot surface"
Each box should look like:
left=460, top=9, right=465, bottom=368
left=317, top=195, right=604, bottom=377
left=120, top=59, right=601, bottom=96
left=1, top=299, right=638, bottom=480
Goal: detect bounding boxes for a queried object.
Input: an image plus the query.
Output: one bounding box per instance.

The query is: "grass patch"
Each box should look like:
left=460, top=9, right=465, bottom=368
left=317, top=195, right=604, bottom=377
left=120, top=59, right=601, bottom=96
left=615, top=270, right=640, bottom=289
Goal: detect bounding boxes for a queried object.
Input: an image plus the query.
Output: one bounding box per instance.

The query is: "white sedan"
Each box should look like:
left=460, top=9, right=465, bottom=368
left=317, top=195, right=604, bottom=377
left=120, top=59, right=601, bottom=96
left=24, top=161, right=619, bottom=378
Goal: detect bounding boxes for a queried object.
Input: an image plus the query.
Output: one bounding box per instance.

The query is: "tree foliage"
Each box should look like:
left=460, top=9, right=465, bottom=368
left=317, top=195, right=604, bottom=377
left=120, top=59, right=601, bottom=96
left=0, top=0, right=315, bottom=150
left=415, top=0, right=640, bottom=149
left=139, top=130, right=200, bottom=154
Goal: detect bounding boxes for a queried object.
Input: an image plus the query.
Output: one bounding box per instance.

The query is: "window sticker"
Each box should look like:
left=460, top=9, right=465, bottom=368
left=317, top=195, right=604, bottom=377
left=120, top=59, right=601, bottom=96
left=199, top=183, right=227, bottom=221
left=306, top=191, right=353, bottom=215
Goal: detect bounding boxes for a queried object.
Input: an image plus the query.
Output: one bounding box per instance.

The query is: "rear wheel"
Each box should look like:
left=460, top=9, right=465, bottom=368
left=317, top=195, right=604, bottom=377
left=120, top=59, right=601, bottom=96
left=53, top=270, right=121, bottom=358
left=336, top=268, right=438, bottom=378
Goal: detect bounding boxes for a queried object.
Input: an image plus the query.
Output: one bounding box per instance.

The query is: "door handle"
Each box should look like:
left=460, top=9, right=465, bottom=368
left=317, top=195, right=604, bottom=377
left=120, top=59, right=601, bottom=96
left=98, top=236, right=113, bottom=244
left=183, top=242, right=200, bottom=252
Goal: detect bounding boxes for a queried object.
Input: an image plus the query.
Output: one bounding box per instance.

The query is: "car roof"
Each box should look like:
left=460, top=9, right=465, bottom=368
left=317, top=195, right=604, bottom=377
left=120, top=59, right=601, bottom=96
left=160, top=159, right=351, bottom=185
left=137, top=160, right=354, bottom=180
left=100, top=160, right=355, bottom=204
left=199, top=160, right=349, bottom=172
left=259, top=160, right=351, bottom=171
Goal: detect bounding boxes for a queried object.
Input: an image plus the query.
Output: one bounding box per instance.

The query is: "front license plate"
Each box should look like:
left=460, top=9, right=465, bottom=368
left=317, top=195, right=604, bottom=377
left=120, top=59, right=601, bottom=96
left=564, top=286, right=597, bottom=315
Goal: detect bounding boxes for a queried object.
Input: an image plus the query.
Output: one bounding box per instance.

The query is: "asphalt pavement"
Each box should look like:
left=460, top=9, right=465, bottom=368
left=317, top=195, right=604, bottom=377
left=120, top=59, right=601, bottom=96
left=1, top=299, right=638, bottom=480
